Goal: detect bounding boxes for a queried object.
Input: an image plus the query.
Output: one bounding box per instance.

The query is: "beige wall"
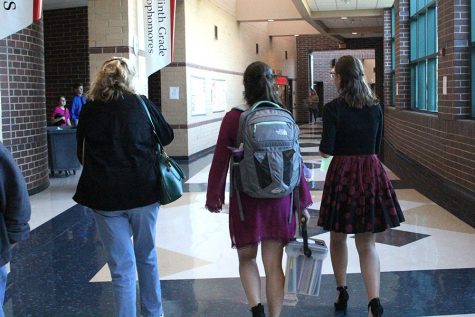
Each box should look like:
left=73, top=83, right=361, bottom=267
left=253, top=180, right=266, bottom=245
left=162, top=0, right=298, bottom=157
left=88, top=0, right=148, bottom=96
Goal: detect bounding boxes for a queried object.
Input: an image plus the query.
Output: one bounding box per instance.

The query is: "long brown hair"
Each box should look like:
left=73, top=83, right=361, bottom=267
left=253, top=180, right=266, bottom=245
left=335, top=55, right=378, bottom=109
left=87, top=57, right=136, bottom=102
left=243, top=61, right=281, bottom=106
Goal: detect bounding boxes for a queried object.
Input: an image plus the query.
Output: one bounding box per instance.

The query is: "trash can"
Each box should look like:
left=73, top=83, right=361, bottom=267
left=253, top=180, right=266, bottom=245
left=47, top=126, right=81, bottom=176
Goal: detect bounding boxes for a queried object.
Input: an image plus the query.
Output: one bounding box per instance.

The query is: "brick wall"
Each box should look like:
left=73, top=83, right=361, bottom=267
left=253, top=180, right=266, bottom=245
left=345, top=38, right=384, bottom=105
left=312, top=49, right=375, bottom=106
left=383, top=9, right=393, bottom=106
left=296, top=35, right=384, bottom=123
left=296, top=35, right=339, bottom=122
left=394, top=0, right=410, bottom=110
left=384, top=0, right=475, bottom=219
left=437, top=0, right=471, bottom=119
left=44, top=7, right=89, bottom=121
left=0, top=21, right=49, bottom=193
left=148, top=71, right=161, bottom=110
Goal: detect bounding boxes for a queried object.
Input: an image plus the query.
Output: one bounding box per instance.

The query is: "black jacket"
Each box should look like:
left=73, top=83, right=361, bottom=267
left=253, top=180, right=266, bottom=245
left=0, top=142, right=31, bottom=266
left=73, top=94, right=174, bottom=211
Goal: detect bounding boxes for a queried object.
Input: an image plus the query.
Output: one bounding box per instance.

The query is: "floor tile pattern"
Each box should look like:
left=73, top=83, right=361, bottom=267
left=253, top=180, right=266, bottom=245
left=4, top=123, right=475, bottom=317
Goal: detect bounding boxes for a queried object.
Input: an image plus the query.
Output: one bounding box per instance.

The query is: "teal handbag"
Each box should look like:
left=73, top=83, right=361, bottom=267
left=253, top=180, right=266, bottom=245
left=137, top=95, right=185, bottom=205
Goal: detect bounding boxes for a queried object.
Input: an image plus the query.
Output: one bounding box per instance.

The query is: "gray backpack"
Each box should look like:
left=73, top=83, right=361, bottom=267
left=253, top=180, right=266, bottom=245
left=232, top=101, right=301, bottom=222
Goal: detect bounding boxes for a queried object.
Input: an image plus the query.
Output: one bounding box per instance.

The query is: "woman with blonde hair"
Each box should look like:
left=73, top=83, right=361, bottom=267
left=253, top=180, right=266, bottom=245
left=74, top=57, right=174, bottom=317
left=318, top=56, right=404, bottom=317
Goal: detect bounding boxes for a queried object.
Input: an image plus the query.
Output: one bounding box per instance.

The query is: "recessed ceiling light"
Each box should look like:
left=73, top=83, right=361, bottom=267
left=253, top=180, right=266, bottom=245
left=294, top=34, right=300, bottom=37
left=352, top=32, right=358, bottom=35
left=268, top=19, right=274, bottom=22
left=341, top=17, right=348, bottom=20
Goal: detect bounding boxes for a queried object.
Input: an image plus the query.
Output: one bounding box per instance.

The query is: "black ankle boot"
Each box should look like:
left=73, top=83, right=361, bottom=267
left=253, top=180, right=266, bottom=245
left=334, top=286, right=349, bottom=314
left=368, top=298, right=384, bottom=317
left=251, top=303, right=265, bottom=317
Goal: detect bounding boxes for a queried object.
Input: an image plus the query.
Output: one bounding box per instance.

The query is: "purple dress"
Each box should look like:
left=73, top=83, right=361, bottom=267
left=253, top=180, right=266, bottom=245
left=206, top=109, right=313, bottom=249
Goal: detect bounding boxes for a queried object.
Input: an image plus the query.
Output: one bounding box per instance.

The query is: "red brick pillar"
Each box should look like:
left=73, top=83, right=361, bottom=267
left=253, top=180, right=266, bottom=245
left=394, top=0, right=410, bottom=110
left=437, top=0, right=471, bottom=119
left=0, top=21, right=49, bottom=193
left=383, top=8, right=393, bottom=106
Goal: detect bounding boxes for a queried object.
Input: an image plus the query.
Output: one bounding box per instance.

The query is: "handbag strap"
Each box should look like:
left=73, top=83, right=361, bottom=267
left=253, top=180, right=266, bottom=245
left=136, top=94, right=163, bottom=147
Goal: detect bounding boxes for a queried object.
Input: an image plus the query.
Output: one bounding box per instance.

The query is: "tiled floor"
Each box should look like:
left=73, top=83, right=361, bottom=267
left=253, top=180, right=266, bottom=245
left=4, top=123, right=475, bottom=317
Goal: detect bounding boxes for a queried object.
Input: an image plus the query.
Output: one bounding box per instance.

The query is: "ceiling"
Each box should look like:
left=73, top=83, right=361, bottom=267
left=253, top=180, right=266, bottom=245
left=43, top=0, right=394, bottom=40
left=237, top=0, right=395, bottom=40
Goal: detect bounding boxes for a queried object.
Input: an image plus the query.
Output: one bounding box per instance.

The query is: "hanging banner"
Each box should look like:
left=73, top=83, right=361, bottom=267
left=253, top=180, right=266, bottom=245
left=33, top=0, right=43, bottom=21
left=143, top=0, right=176, bottom=76
left=0, top=0, right=34, bottom=40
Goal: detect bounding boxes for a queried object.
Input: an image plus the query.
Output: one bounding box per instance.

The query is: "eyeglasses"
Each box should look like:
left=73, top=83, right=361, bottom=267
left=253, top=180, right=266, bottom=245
left=330, top=72, right=336, bottom=78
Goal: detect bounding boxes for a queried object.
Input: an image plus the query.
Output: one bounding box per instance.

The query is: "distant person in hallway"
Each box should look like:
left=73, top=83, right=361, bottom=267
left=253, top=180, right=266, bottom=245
left=318, top=55, right=405, bottom=317
left=70, top=83, right=86, bottom=126
left=0, top=142, right=31, bottom=317
left=205, top=61, right=312, bottom=317
left=51, top=96, right=72, bottom=127
left=306, top=88, right=319, bottom=124
left=73, top=57, right=173, bottom=317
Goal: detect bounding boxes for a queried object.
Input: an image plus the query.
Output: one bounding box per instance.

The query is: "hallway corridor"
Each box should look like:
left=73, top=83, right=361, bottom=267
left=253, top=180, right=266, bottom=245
left=4, top=123, right=475, bottom=317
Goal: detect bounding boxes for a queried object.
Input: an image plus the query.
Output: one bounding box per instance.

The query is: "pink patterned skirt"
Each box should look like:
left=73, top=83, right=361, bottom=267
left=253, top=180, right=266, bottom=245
left=317, top=155, right=405, bottom=233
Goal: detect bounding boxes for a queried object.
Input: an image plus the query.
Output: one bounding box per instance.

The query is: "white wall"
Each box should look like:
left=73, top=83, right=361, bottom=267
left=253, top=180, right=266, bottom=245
left=162, top=0, right=298, bottom=157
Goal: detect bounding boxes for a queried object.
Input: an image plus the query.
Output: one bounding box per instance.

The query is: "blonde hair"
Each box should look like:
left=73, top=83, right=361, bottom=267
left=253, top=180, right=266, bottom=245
left=335, top=55, right=378, bottom=109
left=87, top=57, right=136, bottom=102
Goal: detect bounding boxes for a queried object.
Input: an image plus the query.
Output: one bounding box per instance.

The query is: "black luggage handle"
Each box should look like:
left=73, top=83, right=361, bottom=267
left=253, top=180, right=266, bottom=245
left=301, top=217, right=312, bottom=258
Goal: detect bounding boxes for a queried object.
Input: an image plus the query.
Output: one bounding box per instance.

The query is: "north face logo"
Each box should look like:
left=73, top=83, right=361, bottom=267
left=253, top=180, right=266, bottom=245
left=275, top=129, right=288, bottom=136
left=271, top=187, right=285, bottom=194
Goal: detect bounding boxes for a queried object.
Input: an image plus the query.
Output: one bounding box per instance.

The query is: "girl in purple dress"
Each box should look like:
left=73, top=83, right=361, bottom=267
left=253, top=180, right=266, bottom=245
left=206, top=61, right=312, bottom=317
left=318, top=56, right=405, bottom=317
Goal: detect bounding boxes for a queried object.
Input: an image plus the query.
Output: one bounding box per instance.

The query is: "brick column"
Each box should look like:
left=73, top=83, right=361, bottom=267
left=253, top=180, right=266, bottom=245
left=437, top=0, right=471, bottom=119
left=383, top=9, right=393, bottom=106
left=0, top=22, right=49, bottom=193
left=394, top=0, right=410, bottom=110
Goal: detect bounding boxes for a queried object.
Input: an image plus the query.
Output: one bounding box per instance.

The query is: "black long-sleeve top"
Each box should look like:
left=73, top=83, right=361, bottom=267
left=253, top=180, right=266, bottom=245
left=73, top=94, right=174, bottom=211
left=319, top=98, right=383, bottom=156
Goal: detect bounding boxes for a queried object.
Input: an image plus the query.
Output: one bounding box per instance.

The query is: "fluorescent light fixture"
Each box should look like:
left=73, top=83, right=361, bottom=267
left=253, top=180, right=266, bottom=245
left=352, top=32, right=358, bottom=35
left=268, top=19, right=274, bottom=22
left=294, top=34, right=300, bottom=37
left=341, top=17, right=348, bottom=19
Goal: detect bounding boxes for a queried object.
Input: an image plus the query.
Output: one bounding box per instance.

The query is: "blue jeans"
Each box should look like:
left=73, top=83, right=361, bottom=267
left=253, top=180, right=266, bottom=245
left=93, top=203, right=163, bottom=317
left=0, top=264, right=7, bottom=317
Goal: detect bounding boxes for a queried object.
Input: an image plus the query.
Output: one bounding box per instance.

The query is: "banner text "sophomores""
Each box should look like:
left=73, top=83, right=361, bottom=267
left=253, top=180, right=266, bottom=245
left=145, top=0, right=168, bottom=56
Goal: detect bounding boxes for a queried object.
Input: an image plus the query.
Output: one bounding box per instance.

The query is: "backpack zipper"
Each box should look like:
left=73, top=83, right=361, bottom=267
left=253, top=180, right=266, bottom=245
left=253, top=121, right=288, bottom=133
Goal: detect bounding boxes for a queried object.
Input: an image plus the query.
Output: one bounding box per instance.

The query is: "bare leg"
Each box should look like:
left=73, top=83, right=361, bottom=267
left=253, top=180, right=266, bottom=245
left=261, top=240, right=285, bottom=317
left=355, top=233, right=380, bottom=317
left=237, top=245, right=261, bottom=308
left=330, top=231, right=348, bottom=301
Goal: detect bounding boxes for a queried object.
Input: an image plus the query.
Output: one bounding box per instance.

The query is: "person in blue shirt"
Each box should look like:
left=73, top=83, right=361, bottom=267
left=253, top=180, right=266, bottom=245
left=70, top=83, right=86, bottom=126
left=0, top=142, right=31, bottom=317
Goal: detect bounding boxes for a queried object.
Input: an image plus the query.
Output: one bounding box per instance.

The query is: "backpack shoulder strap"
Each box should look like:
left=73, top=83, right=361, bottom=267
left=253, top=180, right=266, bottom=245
left=251, top=100, right=281, bottom=111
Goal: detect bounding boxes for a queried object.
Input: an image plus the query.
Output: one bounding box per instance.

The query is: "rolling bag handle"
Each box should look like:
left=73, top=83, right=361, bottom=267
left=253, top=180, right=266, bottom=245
left=301, top=216, right=312, bottom=258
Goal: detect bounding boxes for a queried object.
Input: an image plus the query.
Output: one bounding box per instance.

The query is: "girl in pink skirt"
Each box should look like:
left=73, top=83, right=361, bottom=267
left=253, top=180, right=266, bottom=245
left=318, top=56, right=404, bottom=317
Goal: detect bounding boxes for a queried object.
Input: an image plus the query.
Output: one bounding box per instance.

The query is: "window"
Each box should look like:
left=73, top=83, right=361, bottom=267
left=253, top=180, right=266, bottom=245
left=471, top=0, right=475, bottom=116
left=391, top=6, right=396, bottom=106
left=410, top=0, right=438, bottom=112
